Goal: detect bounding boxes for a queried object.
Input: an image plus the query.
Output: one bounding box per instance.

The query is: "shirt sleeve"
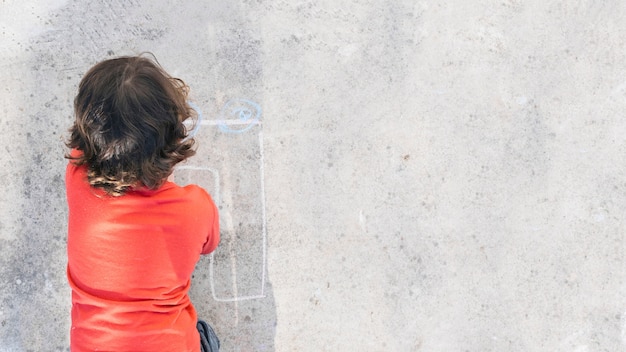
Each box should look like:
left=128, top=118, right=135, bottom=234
left=201, top=194, right=220, bottom=255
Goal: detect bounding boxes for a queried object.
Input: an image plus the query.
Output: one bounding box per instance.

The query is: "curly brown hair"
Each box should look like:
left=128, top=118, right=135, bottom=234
left=66, top=55, right=196, bottom=196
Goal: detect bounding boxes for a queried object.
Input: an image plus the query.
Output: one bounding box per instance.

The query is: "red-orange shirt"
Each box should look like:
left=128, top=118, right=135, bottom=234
left=66, top=154, right=219, bottom=352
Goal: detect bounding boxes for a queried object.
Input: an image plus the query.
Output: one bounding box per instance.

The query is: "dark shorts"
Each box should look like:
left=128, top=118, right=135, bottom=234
left=197, top=320, right=220, bottom=352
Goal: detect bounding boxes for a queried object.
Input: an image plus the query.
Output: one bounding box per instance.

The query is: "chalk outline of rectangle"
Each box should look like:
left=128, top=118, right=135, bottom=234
left=177, top=127, right=267, bottom=302
left=175, top=165, right=221, bottom=206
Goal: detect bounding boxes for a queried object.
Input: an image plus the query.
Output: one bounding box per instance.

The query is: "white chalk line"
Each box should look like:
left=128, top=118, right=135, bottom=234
left=259, top=129, right=267, bottom=298
left=185, top=119, right=262, bottom=126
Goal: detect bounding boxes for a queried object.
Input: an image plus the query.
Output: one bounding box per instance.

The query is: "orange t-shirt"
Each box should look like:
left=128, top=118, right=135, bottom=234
left=66, top=155, right=219, bottom=352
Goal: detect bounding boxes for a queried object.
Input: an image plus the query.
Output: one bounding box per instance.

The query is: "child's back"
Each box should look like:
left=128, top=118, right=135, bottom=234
left=65, top=55, right=219, bottom=352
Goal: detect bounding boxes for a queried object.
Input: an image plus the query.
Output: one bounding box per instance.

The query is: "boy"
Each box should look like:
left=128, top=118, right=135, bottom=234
left=65, top=55, right=220, bottom=352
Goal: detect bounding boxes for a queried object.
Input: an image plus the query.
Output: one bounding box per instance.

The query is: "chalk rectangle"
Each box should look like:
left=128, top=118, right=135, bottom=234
left=174, top=121, right=266, bottom=302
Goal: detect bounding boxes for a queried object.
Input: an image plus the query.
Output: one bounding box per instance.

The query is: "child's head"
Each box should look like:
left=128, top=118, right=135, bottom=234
left=67, top=54, right=196, bottom=196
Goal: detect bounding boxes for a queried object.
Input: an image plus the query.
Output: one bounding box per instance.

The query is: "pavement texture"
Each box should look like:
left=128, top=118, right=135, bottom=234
left=3, top=0, right=626, bottom=351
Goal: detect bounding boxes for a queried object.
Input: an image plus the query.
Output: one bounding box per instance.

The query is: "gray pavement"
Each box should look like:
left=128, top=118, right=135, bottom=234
left=3, top=1, right=626, bottom=351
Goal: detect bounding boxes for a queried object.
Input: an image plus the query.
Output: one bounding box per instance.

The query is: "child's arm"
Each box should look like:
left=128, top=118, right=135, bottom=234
left=201, top=199, right=220, bottom=255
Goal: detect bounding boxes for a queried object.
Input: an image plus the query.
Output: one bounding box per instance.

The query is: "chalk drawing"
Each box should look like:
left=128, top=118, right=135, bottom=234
left=217, top=98, right=262, bottom=133
left=209, top=129, right=266, bottom=302
left=176, top=99, right=266, bottom=302
left=359, top=209, right=366, bottom=232
left=173, top=165, right=220, bottom=206
left=181, top=102, right=204, bottom=143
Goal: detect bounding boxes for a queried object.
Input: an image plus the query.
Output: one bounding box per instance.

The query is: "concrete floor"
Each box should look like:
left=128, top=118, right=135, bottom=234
left=3, top=0, right=626, bottom=351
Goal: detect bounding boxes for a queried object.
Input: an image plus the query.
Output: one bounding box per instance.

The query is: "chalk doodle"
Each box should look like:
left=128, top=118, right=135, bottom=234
left=181, top=101, right=204, bottom=143
left=173, top=166, right=220, bottom=206
left=175, top=99, right=266, bottom=302
left=217, top=99, right=262, bottom=134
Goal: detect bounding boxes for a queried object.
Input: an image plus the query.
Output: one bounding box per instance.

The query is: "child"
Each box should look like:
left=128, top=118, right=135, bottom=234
left=65, top=55, right=220, bottom=352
